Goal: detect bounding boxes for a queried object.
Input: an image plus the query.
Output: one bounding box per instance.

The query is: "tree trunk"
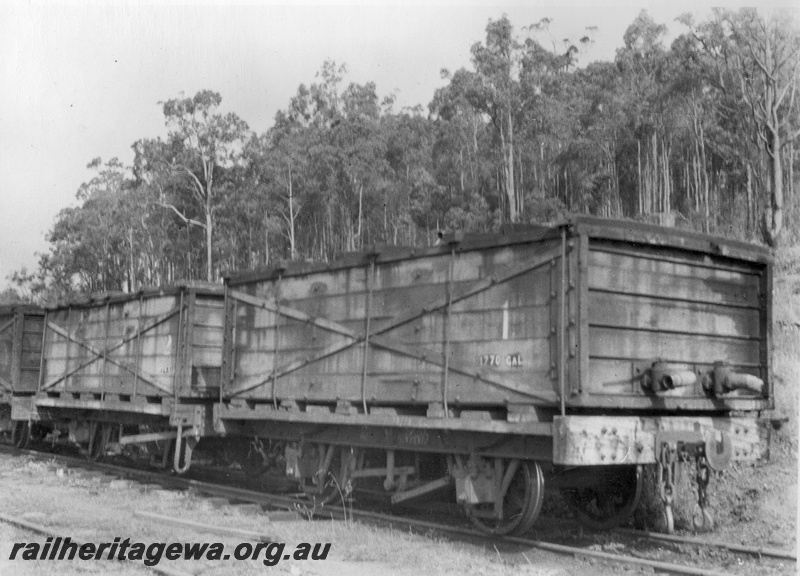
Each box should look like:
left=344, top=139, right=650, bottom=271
left=205, top=201, right=213, bottom=282
left=128, top=227, right=134, bottom=293
left=499, top=115, right=517, bottom=223
left=264, top=209, right=270, bottom=266
left=637, top=140, right=642, bottom=215
left=357, top=183, right=364, bottom=250
left=288, top=167, right=296, bottom=260
left=766, top=127, right=784, bottom=246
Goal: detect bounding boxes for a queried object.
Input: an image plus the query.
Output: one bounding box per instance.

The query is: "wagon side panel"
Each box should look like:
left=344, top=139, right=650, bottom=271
left=40, top=295, right=184, bottom=398
left=226, top=239, right=564, bottom=413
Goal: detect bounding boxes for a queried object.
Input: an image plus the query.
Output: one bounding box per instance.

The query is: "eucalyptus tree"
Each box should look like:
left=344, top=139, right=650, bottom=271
left=464, top=16, right=524, bottom=222
left=679, top=8, right=800, bottom=246
left=158, top=91, right=251, bottom=281
left=38, top=157, right=135, bottom=294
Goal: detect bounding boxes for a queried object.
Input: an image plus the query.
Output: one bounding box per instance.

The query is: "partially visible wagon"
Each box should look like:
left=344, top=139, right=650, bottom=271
left=13, top=285, right=224, bottom=467
left=0, top=305, right=44, bottom=440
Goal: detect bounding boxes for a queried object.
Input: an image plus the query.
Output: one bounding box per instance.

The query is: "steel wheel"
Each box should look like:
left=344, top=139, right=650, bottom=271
left=466, top=460, right=545, bottom=536
left=88, top=423, right=111, bottom=462
left=11, top=421, right=31, bottom=449
left=299, top=445, right=358, bottom=507
left=236, top=438, right=271, bottom=478
left=562, top=465, right=643, bottom=530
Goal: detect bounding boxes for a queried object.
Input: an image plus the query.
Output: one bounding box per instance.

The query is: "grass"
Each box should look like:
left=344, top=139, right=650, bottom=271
left=0, top=456, right=561, bottom=576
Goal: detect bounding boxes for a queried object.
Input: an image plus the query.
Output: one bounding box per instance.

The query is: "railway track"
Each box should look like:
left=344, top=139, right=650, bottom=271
left=0, top=510, right=193, bottom=576
left=0, top=444, right=794, bottom=576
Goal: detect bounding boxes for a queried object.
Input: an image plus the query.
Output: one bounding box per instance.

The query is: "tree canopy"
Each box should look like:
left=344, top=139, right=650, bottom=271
left=10, top=10, right=800, bottom=303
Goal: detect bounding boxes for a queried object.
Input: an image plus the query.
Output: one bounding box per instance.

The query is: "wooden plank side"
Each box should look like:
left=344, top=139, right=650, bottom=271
left=0, top=313, right=14, bottom=390
left=258, top=371, right=554, bottom=405
left=574, top=238, right=769, bottom=409
left=588, top=250, right=760, bottom=307
left=40, top=295, right=185, bottom=396
left=385, top=304, right=552, bottom=343
left=18, top=369, right=40, bottom=391
left=588, top=326, right=761, bottom=365
left=226, top=237, right=561, bottom=407
left=589, top=291, right=761, bottom=339
left=254, top=242, right=559, bottom=303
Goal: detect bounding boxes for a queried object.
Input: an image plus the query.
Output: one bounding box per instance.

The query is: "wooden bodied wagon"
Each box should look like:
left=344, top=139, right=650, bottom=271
left=11, top=285, right=225, bottom=470
left=217, top=217, right=771, bottom=534
left=0, top=305, right=44, bottom=444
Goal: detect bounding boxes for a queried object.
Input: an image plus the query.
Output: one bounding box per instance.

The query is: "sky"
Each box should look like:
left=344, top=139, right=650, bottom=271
left=0, top=0, right=791, bottom=291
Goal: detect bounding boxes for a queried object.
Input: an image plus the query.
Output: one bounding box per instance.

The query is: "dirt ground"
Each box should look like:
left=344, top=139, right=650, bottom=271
left=0, top=454, right=594, bottom=576
left=0, top=436, right=795, bottom=576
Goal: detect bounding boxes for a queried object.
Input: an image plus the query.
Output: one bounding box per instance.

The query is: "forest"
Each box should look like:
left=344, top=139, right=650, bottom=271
left=6, top=8, right=800, bottom=304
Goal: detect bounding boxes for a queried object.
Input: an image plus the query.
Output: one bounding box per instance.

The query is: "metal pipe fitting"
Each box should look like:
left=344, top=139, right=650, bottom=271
left=660, top=370, right=697, bottom=389
left=711, top=362, right=765, bottom=396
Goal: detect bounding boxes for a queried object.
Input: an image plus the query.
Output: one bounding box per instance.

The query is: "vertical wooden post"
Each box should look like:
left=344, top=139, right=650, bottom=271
left=36, top=311, right=47, bottom=394
left=10, top=310, right=22, bottom=392
left=172, top=291, right=184, bottom=402
left=182, top=290, right=196, bottom=396
left=221, top=283, right=231, bottom=403
left=361, top=259, right=375, bottom=415
left=441, top=245, right=456, bottom=418
left=271, top=273, right=283, bottom=410
left=101, top=300, right=111, bottom=401
left=133, top=295, right=143, bottom=398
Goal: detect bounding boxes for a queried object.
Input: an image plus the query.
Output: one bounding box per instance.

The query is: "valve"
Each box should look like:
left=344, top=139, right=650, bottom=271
left=643, top=362, right=697, bottom=394
left=704, top=361, right=765, bottom=396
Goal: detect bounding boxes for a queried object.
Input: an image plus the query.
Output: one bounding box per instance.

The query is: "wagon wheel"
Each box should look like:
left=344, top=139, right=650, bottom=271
left=11, top=421, right=31, bottom=449
left=465, top=459, right=545, bottom=536
left=88, top=422, right=112, bottom=462
left=562, top=465, right=643, bottom=530
left=238, top=438, right=271, bottom=478
left=299, top=444, right=359, bottom=507
left=240, top=450, right=269, bottom=477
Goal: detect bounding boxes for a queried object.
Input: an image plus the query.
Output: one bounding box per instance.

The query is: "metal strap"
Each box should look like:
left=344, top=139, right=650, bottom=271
left=441, top=245, right=455, bottom=418
left=102, top=301, right=110, bottom=401
left=271, top=273, right=282, bottom=410
left=361, top=259, right=375, bottom=414
left=133, top=295, right=143, bottom=397
left=0, top=318, right=15, bottom=336
left=173, top=291, right=184, bottom=401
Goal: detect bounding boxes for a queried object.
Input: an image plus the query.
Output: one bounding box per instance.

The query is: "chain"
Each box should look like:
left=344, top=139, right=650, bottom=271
left=658, top=442, right=676, bottom=533
left=658, top=443, right=675, bottom=506
left=696, top=452, right=710, bottom=511
left=693, top=448, right=714, bottom=531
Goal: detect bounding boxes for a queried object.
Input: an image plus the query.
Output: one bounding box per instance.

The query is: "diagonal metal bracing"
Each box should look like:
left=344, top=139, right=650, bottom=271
left=43, top=322, right=168, bottom=394
left=227, top=290, right=358, bottom=339
left=229, top=336, right=358, bottom=398
left=368, top=334, right=559, bottom=403
left=0, top=374, right=12, bottom=392
left=0, top=318, right=15, bottom=336
left=227, top=246, right=560, bottom=403
left=40, top=306, right=182, bottom=394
